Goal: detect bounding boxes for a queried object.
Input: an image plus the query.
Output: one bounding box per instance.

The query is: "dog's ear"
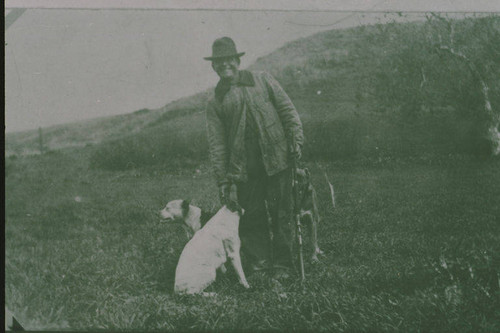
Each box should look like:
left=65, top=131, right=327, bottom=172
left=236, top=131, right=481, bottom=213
left=181, top=199, right=190, bottom=217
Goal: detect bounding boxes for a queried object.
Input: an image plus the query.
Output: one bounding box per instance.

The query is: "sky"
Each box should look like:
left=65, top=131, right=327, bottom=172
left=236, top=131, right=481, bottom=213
left=5, top=1, right=500, bottom=133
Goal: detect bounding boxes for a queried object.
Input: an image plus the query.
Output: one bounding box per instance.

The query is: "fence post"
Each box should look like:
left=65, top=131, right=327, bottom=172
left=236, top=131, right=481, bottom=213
left=38, top=127, right=44, bottom=154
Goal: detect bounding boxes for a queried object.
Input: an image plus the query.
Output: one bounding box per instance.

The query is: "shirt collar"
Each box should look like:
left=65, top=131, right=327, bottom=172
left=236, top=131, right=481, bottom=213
left=215, top=70, right=255, bottom=102
left=237, top=70, right=255, bottom=87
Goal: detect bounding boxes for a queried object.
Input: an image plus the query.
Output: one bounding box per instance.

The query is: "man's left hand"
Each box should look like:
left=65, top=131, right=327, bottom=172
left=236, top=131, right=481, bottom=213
left=289, top=142, right=302, bottom=161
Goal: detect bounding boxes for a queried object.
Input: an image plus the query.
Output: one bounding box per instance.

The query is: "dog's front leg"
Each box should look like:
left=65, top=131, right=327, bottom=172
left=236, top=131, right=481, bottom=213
left=302, top=213, right=323, bottom=262
left=310, top=194, right=324, bottom=261
left=182, top=225, right=193, bottom=241
left=223, top=239, right=250, bottom=289
left=310, top=216, right=324, bottom=262
left=311, top=189, right=324, bottom=261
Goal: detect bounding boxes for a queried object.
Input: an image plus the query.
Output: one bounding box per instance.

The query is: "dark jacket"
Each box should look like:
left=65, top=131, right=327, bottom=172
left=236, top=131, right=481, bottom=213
left=206, top=70, right=304, bottom=185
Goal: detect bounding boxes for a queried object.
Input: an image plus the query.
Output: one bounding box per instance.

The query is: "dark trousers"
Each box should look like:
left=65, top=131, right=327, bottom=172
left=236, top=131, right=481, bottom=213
left=236, top=168, right=295, bottom=271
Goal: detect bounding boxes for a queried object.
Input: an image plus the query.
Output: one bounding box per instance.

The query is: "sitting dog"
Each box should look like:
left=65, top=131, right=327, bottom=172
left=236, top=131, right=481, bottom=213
left=295, top=167, right=324, bottom=262
left=160, top=199, right=230, bottom=275
left=172, top=202, right=249, bottom=295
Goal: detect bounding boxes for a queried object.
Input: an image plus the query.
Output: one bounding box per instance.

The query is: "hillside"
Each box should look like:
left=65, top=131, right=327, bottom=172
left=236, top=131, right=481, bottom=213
left=6, top=15, right=500, bottom=163
left=4, top=89, right=213, bottom=156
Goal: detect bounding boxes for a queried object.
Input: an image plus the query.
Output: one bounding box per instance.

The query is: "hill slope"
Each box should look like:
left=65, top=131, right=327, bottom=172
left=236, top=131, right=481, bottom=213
left=4, top=88, right=213, bottom=156
left=7, top=16, right=500, bottom=163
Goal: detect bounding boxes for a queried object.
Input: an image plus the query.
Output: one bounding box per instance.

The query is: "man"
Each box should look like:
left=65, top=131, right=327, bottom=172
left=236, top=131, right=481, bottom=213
left=204, top=37, right=304, bottom=278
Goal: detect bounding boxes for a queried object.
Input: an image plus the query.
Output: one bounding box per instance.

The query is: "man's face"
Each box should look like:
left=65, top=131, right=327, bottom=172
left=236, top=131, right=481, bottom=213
left=212, top=56, right=240, bottom=80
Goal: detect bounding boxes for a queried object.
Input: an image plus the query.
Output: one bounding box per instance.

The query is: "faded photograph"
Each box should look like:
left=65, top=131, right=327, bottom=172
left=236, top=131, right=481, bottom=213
left=5, top=3, right=500, bottom=331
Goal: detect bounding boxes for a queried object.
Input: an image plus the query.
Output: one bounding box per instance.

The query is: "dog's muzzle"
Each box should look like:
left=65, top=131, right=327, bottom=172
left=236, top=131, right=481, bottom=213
left=159, top=210, right=174, bottom=221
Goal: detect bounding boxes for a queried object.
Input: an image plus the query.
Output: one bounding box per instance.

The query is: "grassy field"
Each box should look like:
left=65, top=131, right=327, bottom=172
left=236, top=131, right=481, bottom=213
left=5, top=148, right=500, bottom=331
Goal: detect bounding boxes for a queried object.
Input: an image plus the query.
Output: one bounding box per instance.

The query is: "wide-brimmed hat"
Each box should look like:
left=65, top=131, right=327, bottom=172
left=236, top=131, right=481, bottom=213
left=204, top=37, right=245, bottom=61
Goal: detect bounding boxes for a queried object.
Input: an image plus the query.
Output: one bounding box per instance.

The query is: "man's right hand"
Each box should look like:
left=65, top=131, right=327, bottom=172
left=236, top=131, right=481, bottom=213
left=219, top=183, right=230, bottom=205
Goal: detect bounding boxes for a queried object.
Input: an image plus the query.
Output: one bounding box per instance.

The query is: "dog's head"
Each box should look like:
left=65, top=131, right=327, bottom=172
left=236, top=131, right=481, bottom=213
left=160, top=199, right=191, bottom=222
left=296, top=167, right=311, bottom=184
left=295, top=168, right=314, bottom=204
left=296, top=167, right=312, bottom=191
left=160, top=199, right=204, bottom=235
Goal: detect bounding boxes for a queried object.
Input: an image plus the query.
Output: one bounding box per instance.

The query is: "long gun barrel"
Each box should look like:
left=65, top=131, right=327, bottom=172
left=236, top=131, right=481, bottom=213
left=290, top=136, right=305, bottom=281
left=264, top=200, right=274, bottom=275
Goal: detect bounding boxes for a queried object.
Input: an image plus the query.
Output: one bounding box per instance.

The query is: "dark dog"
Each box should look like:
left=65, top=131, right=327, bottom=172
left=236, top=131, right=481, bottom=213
left=295, top=168, right=324, bottom=262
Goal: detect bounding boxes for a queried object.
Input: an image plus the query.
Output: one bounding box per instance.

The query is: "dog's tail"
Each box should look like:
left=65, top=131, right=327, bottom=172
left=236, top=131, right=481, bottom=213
left=314, top=162, right=335, bottom=209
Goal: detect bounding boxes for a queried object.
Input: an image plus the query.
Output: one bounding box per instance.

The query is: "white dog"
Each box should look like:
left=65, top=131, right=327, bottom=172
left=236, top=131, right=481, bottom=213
left=161, top=201, right=250, bottom=294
